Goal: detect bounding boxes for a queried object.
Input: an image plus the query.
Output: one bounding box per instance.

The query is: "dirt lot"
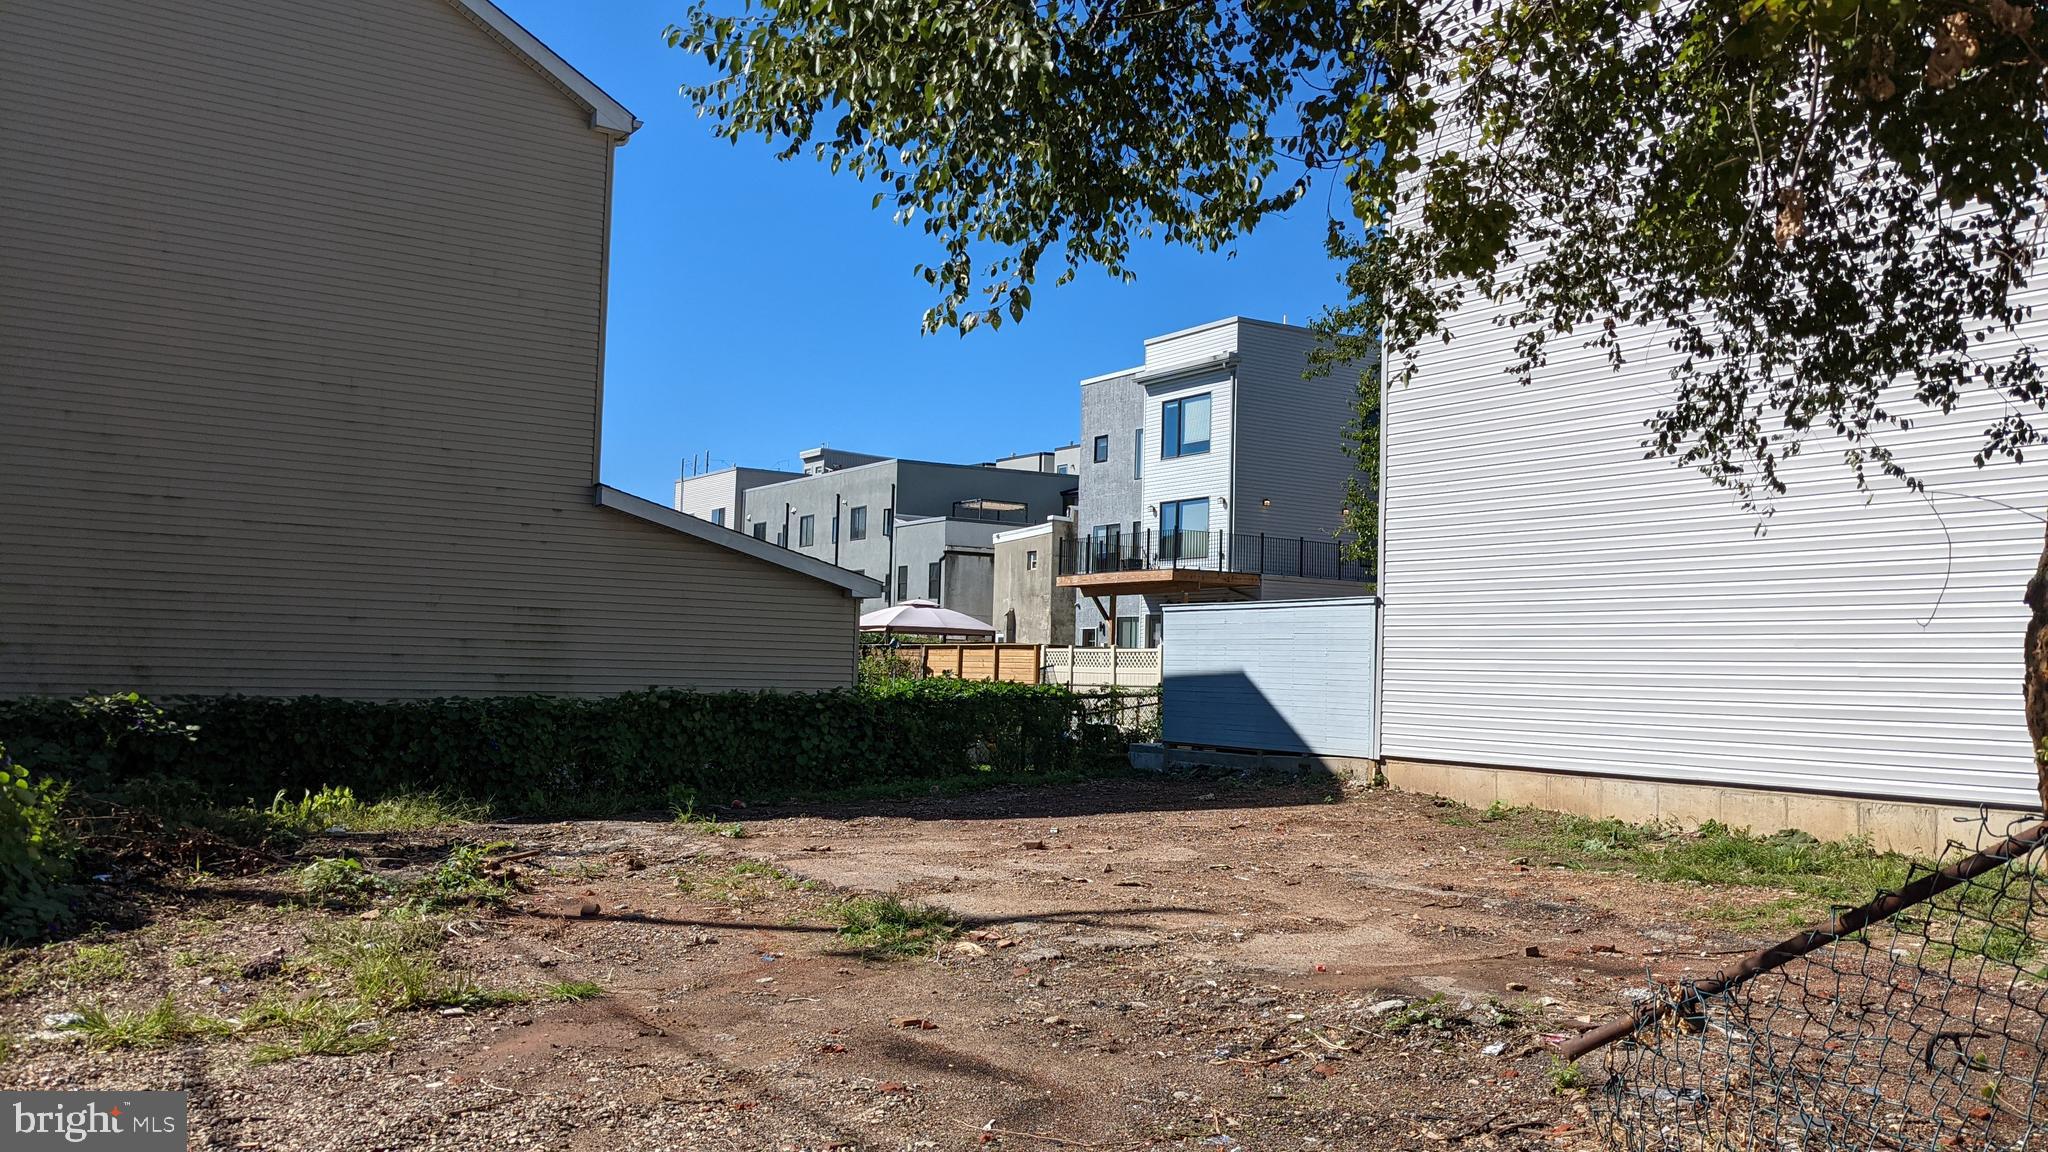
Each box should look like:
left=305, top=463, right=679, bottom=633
left=0, top=775, right=1798, bottom=1151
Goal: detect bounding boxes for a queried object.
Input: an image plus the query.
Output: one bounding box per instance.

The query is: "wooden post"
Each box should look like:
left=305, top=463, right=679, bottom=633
left=1110, top=644, right=1120, bottom=686
left=1067, top=645, right=1077, bottom=690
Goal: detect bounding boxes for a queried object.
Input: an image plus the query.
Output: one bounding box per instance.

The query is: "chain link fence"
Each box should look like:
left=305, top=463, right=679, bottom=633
left=1591, top=812, right=2047, bottom=1151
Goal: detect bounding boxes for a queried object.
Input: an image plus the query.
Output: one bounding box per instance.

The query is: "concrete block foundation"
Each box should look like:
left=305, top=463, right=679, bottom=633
left=1381, top=758, right=2037, bottom=858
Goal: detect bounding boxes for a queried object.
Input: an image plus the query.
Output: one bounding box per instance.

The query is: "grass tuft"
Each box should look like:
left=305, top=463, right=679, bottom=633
left=266, top=786, right=483, bottom=837
left=305, top=920, right=523, bottom=1011
left=66, top=995, right=233, bottom=1049
left=545, top=980, right=605, bottom=1002
left=825, top=895, right=959, bottom=959
left=62, top=944, right=130, bottom=987
left=242, top=994, right=391, bottom=1064
left=672, top=798, right=748, bottom=838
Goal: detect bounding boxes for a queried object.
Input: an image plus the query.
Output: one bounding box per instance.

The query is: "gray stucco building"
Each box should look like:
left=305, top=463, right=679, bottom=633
left=736, top=455, right=1076, bottom=615
left=993, top=517, right=1076, bottom=645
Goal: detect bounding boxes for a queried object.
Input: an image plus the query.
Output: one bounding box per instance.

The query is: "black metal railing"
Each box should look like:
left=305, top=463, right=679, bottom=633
left=1057, top=528, right=1372, bottom=583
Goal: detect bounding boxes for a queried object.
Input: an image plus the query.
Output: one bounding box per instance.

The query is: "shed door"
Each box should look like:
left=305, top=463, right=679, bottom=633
left=1162, top=598, right=1378, bottom=758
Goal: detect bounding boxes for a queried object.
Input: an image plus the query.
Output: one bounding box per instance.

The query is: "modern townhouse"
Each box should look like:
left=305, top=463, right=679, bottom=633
left=1065, top=318, right=1375, bottom=647
left=738, top=455, right=1076, bottom=614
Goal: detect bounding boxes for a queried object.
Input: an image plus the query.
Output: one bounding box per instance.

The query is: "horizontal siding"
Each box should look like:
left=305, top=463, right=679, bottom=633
left=0, top=0, right=858, bottom=698
left=1163, top=599, right=1378, bottom=757
left=1144, top=318, right=1242, bottom=372
left=1230, top=322, right=1368, bottom=545
left=1382, top=236, right=2048, bottom=805
left=1142, top=372, right=1235, bottom=554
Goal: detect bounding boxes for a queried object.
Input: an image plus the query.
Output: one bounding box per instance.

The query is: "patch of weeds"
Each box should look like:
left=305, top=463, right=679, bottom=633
left=672, top=798, right=748, bottom=839
left=297, top=856, right=384, bottom=909
left=1379, top=994, right=1452, bottom=1035
left=66, top=996, right=233, bottom=1049
left=1549, top=1056, right=1587, bottom=1092
left=62, top=945, right=129, bottom=988
left=1480, top=801, right=1521, bottom=823
left=676, top=860, right=802, bottom=905
left=1701, top=895, right=1821, bottom=934
left=267, top=786, right=482, bottom=837
left=242, top=994, right=390, bottom=1065
left=544, top=980, right=605, bottom=1002
left=1510, top=814, right=1916, bottom=907
left=1930, top=922, right=2043, bottom=971
left=824, top=896, right=958, bottom=959
left=405, top=842, right=518, bottom=912
left=304, top=920, right=521, bottom=1011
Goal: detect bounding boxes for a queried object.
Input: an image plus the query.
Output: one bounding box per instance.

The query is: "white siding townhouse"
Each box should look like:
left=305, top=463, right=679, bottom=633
left=1067, top=318, right=1375, bottom=646
left=1377, top=173, right=2048, bottom=848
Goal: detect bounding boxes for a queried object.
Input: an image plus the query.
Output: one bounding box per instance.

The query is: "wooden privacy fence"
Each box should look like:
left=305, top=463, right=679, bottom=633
left=904, top=644, right=1043, bottom=684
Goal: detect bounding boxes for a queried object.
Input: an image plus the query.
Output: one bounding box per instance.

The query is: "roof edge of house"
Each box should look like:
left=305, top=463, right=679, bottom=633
left=595, top=485, right=885, bottom=598
left=448, top=0, right=641, bottom=138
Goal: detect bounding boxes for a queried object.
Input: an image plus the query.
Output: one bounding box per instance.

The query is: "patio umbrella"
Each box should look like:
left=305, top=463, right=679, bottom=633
left=858, top=600, right=997, bottom=638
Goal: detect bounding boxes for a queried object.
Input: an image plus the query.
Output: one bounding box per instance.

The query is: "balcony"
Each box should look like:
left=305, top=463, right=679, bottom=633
left=1055, top=529, right=1371, bottom=603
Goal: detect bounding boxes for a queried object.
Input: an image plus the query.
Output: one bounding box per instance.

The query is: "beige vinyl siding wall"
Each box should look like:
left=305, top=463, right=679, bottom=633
left=0, top=0, right=859, bottom=697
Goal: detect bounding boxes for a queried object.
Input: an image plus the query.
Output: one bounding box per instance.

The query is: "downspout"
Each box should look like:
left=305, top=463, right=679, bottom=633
left=886, top=482, right=897, bottom=603
left=833, top=493, right=842, bottom=566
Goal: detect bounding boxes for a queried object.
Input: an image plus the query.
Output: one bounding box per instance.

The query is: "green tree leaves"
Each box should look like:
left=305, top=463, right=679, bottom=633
left=668, top=0, right=2047, bottom=534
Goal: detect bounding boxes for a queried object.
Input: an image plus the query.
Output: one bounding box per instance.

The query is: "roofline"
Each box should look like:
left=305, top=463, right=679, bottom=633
left=744, top=456, right=1078, bottom=493
left=1079, top=366, right=1141, bottom=387
left=991, top=518, right=1067, bottom=544
left=1133, top=352, right=1238, bottom=387
left=595, top=485, right=884, bottom=597
left=449, top=0, right=641, bottom=138
left=1140, top=315, right=1311, bottom=348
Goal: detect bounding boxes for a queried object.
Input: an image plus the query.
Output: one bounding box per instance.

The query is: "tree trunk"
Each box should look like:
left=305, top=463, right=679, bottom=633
left=2026, top=517, right=2048, bottom=813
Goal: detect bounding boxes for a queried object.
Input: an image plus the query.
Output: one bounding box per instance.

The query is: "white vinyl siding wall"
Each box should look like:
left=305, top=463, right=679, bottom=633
left=1141, top=373, right=1234, bottom=562
left=0, top=0, right=860, bottom=697
left=1381, top=275, right=2048, bottom=809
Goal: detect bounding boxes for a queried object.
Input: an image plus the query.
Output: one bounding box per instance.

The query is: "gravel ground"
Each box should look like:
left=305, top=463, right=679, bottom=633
left=0, top=776, right=1797, bottom=1150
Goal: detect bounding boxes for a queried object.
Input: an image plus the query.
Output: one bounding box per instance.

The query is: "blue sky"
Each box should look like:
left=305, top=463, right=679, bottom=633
left=496, top=1, right=1349, bottom=503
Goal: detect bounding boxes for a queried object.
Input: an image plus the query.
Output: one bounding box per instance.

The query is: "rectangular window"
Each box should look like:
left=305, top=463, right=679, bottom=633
left=1160, top=497, right=1210, bottom=560
left=896, top=565, right=909, bottom=601
left=777, top=524, right=788, bottom=547
left=798, top=514, right=816, bottom=547
left=927, top=561, right=942, bottom=600
left=1115, top=617, right=1142, bottom=648
left=1161, top=393, right=1213, bottom=458
left=1026, top=549, right=1039, bottom=571
left=849, top=505, right=868, bottom=540
left=882, top=507, right=893, bottom=537
left=1092, top=435, right=1109, bottom=463
left=751, top=522, right=767, bottom=540
left=831, top=514, right=839, bottom=544
left=710, top=507, right=726, bottom=526
left=1134, top=428, right=1144, bottom=478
